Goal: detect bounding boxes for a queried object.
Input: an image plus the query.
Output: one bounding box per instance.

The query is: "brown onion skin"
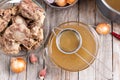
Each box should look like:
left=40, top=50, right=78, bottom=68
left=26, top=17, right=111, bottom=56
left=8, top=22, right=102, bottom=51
left=10, top=57, right=26, bottom=73
left=96, top=23, right=111, bottom=35
left=67, top=0, right=76, bottom=4
left=55, top=0, right=67, bottom=7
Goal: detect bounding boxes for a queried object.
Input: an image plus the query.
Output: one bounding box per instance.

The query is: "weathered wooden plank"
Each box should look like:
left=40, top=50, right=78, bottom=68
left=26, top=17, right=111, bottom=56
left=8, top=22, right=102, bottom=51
left=26, top=0, right=45, bottom=80
left=0, top=3, right=27, bottom=80
left=26, top=50, right=44, bottom=80
left=79, top=0, right=96, bottom=24
left=0, top=53, right=10, bottom=80
left=78, top=0, right=96, bottom=80
left=0, top=0, right=118, bottom=80
left=0, top=2, right=11, bottom=80
left=65, top=2, right=79, bottom=80
left=95, top=4, right=113, bottom=80
left=44, top=1, right=79, bottom=80
left=113, top=23, right=120, bottom=80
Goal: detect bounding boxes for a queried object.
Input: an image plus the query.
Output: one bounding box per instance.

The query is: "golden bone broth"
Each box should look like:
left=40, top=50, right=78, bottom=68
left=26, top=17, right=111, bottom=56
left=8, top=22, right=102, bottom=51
left=59, top=30, right=79, bottom=52
left=105, top=0, right=120, bottom=12
left=48, top=23, right=97, bottom=71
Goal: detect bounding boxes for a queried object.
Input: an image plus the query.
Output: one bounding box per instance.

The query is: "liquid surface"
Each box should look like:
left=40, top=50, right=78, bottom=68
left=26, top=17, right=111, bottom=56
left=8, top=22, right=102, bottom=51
left=59, top=30, right=79, bottom=52
left=105, top=0, right=120, bottom=12
left=48, top=22, right=98, bottom=71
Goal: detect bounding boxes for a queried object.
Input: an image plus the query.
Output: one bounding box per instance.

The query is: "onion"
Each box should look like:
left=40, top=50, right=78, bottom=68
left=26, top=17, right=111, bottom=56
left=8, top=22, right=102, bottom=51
left=10, top=57, right=26, bottom=73
left=96, top=23, right=111, bottom=35
left=67, top=0, right=76, bottom=4
left=55, top=0, right=67, bottom=7
left=39, top=67, right=47, bottom=80
left=29, top=53, right=38, bottom=64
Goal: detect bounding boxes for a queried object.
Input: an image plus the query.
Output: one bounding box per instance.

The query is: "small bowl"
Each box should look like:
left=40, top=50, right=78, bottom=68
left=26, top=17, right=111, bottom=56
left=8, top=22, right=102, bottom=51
left=44, top=0, right=78, bottom=9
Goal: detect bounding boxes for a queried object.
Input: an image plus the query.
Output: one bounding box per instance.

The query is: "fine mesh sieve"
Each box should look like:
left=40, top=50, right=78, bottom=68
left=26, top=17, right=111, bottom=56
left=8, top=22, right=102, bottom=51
left=56, top=28, right=82, bottom=54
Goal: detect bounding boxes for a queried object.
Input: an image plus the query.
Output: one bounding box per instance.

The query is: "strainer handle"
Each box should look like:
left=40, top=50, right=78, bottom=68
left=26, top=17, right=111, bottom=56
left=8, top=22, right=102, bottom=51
left=52, top=27, right=63, bottom=36
left=81, top=47, right=112, bottom=72
left=75, top=46, right=113, bottom=80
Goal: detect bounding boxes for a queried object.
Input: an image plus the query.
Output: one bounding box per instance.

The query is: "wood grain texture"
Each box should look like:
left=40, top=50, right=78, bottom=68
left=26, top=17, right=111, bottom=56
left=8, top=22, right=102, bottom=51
left=44, top=0, right=79, bottom=80
left=78, top=0, right=96, bottom=80
left=113, top=23, right=120, bottom=80
left=95, top=4, right=113, bottom=80
left=0, top=2, right=10, bottom=80
left=0, top=0, right=120, bottom=80
left=26, top=1, right=45, bottom=80
left=0, top=3, right=27, bottom=80
left=0, top=53, right=10, bottom=80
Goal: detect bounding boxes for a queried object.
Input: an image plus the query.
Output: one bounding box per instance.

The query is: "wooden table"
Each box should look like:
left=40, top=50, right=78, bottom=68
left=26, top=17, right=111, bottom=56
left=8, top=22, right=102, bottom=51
left=0, top=0, right=120, bottom=80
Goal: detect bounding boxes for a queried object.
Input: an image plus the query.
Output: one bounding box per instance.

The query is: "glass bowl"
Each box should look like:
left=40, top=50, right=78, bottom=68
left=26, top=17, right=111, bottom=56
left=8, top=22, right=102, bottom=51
left=0, top=0, right=50, bottom=57
left=47, top=21, right=99, bottom=72
left=44, top=0, right=78, bottom=9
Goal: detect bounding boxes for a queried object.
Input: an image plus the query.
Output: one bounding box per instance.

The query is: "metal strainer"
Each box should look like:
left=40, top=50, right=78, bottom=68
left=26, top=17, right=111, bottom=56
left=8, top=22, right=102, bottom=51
left=56, top=28, right=82, bottom=54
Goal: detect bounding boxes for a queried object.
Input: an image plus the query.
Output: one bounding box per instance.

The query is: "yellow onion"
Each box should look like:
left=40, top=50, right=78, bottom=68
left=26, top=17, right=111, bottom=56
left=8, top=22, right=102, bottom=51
left=96, top=23, right=111, bottom=35
left=67, top=0, right=76, bottom=4
left=55, top=0, right=67, bottom=7
left=10, top=57, right=26, bottom=73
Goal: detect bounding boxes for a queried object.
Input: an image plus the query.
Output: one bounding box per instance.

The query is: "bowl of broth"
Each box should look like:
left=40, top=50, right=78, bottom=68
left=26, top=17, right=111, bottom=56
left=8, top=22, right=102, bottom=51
left=47, top=21, right=99, bottom=72
left=96, top=0, right=120, bottom=23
